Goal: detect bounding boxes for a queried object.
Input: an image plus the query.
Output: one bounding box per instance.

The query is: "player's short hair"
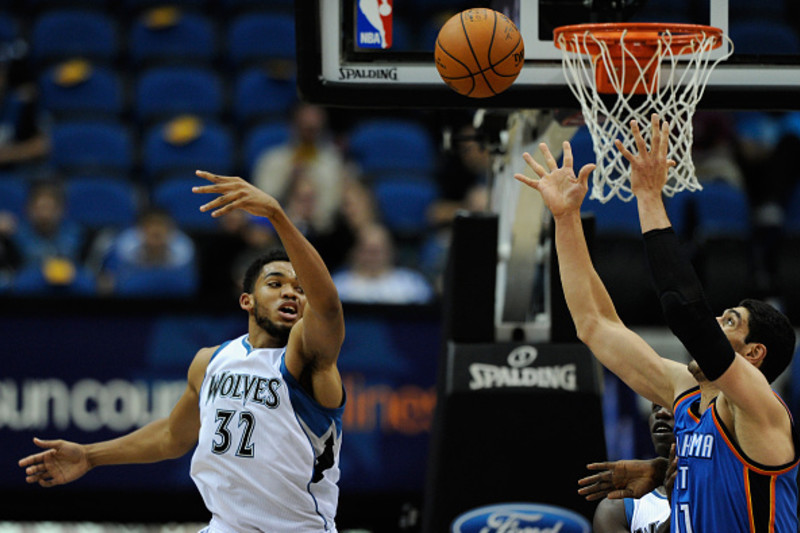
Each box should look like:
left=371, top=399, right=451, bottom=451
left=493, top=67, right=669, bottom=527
left=740, top=299, right=796, bottom=383
left=242, top=248, right=291, bottom=294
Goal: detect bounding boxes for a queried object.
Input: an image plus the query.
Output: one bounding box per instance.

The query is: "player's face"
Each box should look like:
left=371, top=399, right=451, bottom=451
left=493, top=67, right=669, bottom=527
left=251, top=261, right=307, bottom=341
left=717, top=306, right=751, bottom=355
left=648, top=403, right=675, bottom=458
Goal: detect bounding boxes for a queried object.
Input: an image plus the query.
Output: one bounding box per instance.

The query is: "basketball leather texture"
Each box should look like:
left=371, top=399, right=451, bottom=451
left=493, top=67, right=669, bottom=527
left=435, top=8, right=525, bottom=98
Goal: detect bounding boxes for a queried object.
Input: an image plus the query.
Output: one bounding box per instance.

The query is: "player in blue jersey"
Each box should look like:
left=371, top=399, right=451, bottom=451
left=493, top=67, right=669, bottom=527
left=515, top=114, right=798, bottom=533
left=18, top=172, right=347, bottom=532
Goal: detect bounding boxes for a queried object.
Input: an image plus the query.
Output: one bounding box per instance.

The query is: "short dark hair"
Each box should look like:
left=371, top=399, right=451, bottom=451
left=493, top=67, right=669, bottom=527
left=740, top=299, right=796, bottom=383
left=241, top=248, right=290, bottom=293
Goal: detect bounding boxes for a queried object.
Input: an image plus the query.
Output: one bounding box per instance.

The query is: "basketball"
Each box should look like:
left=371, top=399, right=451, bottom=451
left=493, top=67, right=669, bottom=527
left=435, top=8, right=524, bottom=98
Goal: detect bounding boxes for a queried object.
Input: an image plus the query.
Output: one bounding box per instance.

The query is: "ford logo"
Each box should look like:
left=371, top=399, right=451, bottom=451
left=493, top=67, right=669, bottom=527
left=451, top=502, right=591, bottom=533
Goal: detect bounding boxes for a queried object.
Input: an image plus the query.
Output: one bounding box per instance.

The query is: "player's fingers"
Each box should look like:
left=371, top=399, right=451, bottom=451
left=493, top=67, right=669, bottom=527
left=562, top=141, right=573, bottom=169
left=523, top=152, right=547, bottom=178
left=513, top=173, right=540, bottom=190
left=631, top=120, right=648, bottom=155
left=608, top=489, right=633, bottom=500
left=657, top=119, right=670, bottom=158
left=614, top=139, right=636, bottom=162
left=585, top=462, right=612, bottom=471
left=577, top=163, right=595, bottom=186
left=539, top=143, right=558, bottom=171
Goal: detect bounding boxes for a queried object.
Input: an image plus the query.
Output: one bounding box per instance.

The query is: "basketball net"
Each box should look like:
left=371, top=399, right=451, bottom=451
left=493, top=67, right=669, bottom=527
left=555, top=24, right=734, bottom=202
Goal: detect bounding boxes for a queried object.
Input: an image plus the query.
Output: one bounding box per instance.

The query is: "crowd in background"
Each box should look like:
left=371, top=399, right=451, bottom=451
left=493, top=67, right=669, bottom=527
left=0, top=1, right=799, bottom=325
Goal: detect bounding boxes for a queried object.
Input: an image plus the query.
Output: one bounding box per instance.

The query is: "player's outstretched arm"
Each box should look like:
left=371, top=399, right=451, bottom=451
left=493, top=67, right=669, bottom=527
left=193, top=171, right=345, bottom=408
left=19, top=347, right=209, bottom=487
left=578, top=457, right=669, bottom=501
left=515, top=142, right=685, bottom=408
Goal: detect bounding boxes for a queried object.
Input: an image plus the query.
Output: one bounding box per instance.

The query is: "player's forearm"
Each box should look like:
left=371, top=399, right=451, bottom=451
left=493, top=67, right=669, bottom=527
left=635, top=192, right=671, bottom=233
left=84, top=418, right=190, bottom=468
left=268, top=207, right=341, bottom=314
left=553, top=212, right=621, bottom=338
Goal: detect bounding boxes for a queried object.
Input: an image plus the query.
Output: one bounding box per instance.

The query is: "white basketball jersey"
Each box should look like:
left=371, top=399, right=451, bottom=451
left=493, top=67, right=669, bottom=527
left=190, top=335, right=344, bottom=533
left=625, top=489, right=670, bottom=533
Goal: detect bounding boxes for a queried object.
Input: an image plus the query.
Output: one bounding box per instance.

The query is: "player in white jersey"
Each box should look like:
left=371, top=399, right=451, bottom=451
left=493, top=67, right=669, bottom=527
left=18, top=171, right=347, bottom=532
left=584, top=403, right=674, bottom=533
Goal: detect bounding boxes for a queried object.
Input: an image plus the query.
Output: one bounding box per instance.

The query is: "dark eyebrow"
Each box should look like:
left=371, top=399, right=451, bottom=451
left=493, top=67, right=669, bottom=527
left=262, top=271, right=287, bottom=281
left=724, top=308, right=742, bottom=323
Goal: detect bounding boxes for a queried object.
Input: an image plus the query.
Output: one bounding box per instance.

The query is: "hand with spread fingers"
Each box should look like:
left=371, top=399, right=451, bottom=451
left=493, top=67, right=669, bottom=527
left=192, top=170, right=281, bottom=220
left=513, top=141, right=595, bottom=218
left=615, top=113, right=676, bottom=199
left=18, top=437, right=91, bottom=488
left=577, top=456, right=670, bottom=501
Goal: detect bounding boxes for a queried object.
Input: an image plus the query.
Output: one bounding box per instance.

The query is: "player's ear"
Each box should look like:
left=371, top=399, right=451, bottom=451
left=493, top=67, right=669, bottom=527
left=240, top=292, right=254, bottom=311
left=744, top=342, right=767, bottom=367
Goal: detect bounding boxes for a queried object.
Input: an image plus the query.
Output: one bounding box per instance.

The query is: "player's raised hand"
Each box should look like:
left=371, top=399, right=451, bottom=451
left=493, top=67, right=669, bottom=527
left=615, top=114, right=676, bottom=198
left=18, top=437, right=91, bottom=487
left=514, top=141, right=595, bottom=218
left=193, top=171, right=281, bottom=220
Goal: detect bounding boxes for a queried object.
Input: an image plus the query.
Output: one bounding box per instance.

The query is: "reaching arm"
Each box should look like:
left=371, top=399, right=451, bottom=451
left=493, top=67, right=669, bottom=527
left=192, top=171, right=345, bottom=409
left=514, top=143, right=689, bottom=409
left=620, top=115, right=794, bottom=465
left=19, top=347, right=210, bottom=487
left=592, top=497, right=630, bottom=533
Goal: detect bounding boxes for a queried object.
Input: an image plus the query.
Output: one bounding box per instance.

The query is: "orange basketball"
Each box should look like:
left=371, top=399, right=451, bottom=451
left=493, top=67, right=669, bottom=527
left=435, top=8, right=524, bottom=98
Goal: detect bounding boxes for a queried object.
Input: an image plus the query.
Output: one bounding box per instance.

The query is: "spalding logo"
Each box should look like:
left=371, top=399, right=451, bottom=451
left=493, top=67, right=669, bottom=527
left=451, top=502, right=591, bottom=533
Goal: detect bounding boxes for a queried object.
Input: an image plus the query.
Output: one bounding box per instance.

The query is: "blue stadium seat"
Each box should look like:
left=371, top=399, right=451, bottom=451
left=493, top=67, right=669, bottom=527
left=65, top=177, right=139, bottom=230
left=348, top=119, right=437, bottom=177
left=233, top=68, right=297, bottom=125
left=152, top=176, right=220, bottom=231
left=0, top=13, right=19, bottom=43
left=227, top=12, right=296, bottom=66
left=243, top=121, right=291, bottom=174
left=30, top=10, right=118, bottom=65
left=135, top=67, right=224, bottom=125
left=114, top=264, right=198, bottom=297
left=0, top=176, right=27, bottom=218
left=39, top=61, right=124, bottom=119
left=142, top=118, right=234, bottom=182
left=129, top=9, right=218, bottom=67
left=730, top=20, right=800, bottom=55
left=693, top=179, right=751, bottom=239
left=374, top=177, right=438, bottom=237
left=51, top=121, right=134, bottom=176
left=583, top=196, right=641, bottom=236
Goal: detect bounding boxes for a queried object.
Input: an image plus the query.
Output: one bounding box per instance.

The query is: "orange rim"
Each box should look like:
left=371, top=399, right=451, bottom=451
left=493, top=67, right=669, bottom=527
left=554, top=22, right=725, bottom=58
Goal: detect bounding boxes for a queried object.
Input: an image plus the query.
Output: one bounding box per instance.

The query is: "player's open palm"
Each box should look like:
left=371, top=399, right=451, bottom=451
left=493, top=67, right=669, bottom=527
left=18, top=437, right=91, bottom=487
left=193, top=170, right=281, bottom=220
left=514, top=141, right=594, bottom=218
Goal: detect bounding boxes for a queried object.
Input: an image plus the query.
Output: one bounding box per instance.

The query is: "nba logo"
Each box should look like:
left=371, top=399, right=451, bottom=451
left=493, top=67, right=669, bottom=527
left=356, top=0, right=393, bottom=49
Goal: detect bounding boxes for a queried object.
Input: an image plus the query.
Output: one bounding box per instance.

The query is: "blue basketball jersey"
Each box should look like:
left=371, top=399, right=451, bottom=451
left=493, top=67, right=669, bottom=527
left=671, top=387, right=799, bottom=533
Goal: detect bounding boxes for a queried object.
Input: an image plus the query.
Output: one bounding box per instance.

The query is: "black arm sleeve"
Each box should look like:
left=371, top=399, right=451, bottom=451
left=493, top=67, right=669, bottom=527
left=643, top=227, right=735, bottom=381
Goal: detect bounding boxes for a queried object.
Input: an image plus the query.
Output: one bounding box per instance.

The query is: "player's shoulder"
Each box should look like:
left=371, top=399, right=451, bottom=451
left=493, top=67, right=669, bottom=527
left=592, top=496, right=628, bottom=532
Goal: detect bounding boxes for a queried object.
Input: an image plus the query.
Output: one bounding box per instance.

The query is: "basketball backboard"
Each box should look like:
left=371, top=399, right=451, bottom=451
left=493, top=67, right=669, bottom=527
left=296, top=0, right=800, bottom=110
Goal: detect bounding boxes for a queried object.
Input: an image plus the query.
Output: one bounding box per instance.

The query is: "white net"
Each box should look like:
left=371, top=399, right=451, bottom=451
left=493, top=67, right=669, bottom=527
left=556, top=26, right=734, bottom=202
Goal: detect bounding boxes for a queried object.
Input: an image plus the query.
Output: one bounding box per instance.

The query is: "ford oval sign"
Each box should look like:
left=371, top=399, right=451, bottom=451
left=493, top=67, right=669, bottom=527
left=451, top=502, right=591, bottom=533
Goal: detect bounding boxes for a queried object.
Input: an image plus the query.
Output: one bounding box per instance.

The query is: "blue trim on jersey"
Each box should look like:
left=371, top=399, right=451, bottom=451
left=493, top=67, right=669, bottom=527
left=241, top=335, right=254, bottom=355
left=280, top=355, right=345, bottom=438
left=623, top=498, right=635, bottom=527
left=208, top=340, right=232, bottom=364
left=294, top=409, right=331, bottom=532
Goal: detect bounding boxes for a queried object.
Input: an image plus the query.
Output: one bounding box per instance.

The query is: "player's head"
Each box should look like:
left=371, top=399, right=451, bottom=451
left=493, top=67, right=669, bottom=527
left=241, top=248, right=305, bottom=345
left=648, top=403, right=675, bottom=458
left=737, top=299, right=796, bottom=383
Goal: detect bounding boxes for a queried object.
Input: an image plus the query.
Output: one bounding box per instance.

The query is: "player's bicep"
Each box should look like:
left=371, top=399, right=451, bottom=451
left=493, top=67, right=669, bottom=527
left=166, top=348, right=213, bottom=454
left=592, top=497, right=630, bottom=533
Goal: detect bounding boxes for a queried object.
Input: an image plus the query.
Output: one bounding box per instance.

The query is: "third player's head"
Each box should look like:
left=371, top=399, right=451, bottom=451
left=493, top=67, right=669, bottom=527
left=241, top=248, right=306, bottom=346
left=649, top=403, right=675, bottom=458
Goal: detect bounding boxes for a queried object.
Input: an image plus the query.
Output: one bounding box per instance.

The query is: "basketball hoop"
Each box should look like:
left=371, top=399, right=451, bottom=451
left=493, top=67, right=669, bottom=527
left=554, top=23, right=733, bottom=202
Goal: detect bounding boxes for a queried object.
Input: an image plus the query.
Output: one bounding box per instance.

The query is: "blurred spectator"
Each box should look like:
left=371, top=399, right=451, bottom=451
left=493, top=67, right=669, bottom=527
left=98, top=207, right=198, bottom=297
left=0, top=38, right=50, bottom=173
left=252, top=102, right=346, bottom=234
left=0, top=210, right=20, bottom=290
left=429, top=123, right=491, bottom=227
left=332, top=223, right=434, bottom=304
left=692, top=111, right=745, bottom=189
left=8, top=180, right=94, bottom=295
left=12, top=179, right=85, bottom=267
left=419, top=183, right=490, bottom=293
